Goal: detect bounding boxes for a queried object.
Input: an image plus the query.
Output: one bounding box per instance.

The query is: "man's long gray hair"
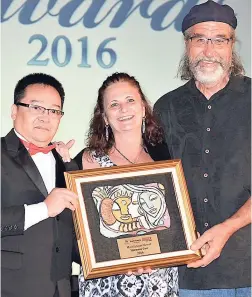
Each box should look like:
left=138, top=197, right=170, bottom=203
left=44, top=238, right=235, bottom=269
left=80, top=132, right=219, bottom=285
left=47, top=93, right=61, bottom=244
left=177, top=30, right=245, bottom=81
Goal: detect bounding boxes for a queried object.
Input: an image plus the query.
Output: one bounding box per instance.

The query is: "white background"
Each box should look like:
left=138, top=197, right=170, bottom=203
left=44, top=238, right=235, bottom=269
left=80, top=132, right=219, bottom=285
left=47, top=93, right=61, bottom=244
left=1, top=0, right=251, bottom=157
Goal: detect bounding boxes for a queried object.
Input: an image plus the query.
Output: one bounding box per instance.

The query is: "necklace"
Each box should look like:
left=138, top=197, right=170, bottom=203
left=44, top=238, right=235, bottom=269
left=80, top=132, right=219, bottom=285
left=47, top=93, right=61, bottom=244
left=114, top=146, right=143, bottom=164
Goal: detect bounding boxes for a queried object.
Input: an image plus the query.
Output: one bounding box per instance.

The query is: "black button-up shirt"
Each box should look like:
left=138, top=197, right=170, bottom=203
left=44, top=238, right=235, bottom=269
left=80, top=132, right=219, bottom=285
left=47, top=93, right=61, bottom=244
left=154, top=76, right=251, bottom=289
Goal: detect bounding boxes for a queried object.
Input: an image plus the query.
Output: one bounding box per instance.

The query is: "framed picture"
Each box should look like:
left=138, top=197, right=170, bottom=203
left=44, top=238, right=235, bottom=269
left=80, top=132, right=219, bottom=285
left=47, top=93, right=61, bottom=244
left=64, top=160, right=201, bottom=279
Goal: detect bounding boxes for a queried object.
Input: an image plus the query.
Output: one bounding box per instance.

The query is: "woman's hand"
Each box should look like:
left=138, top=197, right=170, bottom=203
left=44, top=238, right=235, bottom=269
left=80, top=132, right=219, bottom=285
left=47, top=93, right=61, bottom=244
left=55, top=139, right=75, bottom=162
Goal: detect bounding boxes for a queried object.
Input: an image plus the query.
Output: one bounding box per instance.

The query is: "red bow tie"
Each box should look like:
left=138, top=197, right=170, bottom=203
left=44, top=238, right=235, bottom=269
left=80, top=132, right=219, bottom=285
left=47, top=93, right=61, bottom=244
left=20, top=139, right=56, bottom=156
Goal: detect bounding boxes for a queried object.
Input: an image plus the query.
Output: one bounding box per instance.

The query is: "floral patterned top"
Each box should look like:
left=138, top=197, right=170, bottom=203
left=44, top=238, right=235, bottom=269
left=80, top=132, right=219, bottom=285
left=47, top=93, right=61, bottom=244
left=78, top=152, right=179, bottom=297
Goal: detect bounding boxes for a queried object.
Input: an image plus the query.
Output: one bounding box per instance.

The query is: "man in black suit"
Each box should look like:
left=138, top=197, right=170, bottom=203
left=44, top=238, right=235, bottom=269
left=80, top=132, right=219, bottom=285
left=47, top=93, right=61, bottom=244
left=1, top=73, right=79, bottom=297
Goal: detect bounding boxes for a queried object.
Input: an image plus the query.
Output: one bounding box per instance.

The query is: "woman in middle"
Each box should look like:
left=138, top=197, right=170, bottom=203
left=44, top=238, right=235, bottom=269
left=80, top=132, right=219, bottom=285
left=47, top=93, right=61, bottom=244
left=59, top=72, right=178, bottom=297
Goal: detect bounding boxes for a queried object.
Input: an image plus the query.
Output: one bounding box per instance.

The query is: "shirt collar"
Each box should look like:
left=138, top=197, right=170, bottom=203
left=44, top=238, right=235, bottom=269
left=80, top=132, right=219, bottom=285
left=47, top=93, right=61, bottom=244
left=14, top=129, right=54, bottom=151
left=186, top=75, right=247, bottom=97
left=14, top=129, right=27, bottom=142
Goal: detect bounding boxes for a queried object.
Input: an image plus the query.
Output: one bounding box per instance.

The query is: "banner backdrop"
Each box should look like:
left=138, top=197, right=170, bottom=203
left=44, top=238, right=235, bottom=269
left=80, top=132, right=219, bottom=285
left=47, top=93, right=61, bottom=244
left=1, top=0, right=251, bottom=156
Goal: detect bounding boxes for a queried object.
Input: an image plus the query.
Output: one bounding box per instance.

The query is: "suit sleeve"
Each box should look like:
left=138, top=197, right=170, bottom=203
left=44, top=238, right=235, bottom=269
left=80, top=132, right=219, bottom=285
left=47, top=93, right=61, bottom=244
left=1, top=205, right=25, bottom=237
left=64, top=159, right=80, bottom=171
left=1, top=142, right=26, bottom=238
left=73, top=148, right=85, bottom=170
left=72, top=230, right=81, bottom=264
left=70, top=148, right=88, bottom=264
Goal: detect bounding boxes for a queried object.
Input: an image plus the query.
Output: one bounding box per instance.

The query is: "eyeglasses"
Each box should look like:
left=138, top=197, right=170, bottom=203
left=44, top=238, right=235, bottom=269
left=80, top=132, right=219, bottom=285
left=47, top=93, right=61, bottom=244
left=189, top=36, right=233, bottom=48
left=16, top=102, right=64, bottom=118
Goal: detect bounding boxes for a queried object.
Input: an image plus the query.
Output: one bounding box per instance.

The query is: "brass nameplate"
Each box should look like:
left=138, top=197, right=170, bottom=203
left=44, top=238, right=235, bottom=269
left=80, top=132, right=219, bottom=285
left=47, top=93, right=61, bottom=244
left=117, top=234, right=161, bottom=259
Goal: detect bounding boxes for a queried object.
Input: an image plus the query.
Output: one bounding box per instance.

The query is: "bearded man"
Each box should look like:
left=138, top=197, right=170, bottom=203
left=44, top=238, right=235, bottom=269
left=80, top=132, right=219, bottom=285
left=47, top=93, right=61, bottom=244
left=154, top=1, right=251, bottom=296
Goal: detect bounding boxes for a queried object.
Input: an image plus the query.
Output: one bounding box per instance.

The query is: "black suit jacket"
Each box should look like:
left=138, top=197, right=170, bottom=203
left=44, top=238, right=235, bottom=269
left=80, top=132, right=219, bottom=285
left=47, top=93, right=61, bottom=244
left=1, top=129, right=78, bottom=297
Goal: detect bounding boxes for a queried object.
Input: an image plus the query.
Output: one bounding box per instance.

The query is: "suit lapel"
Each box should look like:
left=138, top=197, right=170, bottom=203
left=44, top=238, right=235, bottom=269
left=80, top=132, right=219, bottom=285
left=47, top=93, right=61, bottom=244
left=5, top=129, right=48, bottom=198
left=17, top=147, right=48, bottom=197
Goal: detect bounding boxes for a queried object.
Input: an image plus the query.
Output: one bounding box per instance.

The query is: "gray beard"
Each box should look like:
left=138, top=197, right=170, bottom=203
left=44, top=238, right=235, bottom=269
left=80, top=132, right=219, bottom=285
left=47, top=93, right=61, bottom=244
left=192, top=63, right=226, bottom=84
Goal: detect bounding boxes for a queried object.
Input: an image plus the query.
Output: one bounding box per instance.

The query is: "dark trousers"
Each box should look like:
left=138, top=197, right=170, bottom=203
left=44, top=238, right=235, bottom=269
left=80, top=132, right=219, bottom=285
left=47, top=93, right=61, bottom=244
left=71, top=276, right=79, bottom=297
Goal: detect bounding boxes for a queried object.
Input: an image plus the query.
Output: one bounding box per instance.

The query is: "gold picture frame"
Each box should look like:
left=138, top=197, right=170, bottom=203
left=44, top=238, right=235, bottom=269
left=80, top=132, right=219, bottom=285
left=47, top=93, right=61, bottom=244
left=65, top=160, right=201, bottom=279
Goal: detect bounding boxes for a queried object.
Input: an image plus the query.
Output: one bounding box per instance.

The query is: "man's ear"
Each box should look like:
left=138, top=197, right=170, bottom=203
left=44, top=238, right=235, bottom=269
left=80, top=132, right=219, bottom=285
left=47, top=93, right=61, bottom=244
left=11, top=104, right=17, bottom=120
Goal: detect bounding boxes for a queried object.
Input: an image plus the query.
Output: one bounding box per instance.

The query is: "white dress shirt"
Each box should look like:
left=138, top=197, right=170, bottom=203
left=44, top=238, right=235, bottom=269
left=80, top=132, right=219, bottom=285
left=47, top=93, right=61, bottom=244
left=14, top=130, right=55, bottom=230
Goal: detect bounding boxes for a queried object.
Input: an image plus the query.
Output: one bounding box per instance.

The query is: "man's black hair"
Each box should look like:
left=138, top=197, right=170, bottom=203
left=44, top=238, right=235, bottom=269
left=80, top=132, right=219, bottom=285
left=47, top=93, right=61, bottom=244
left=14, top=73, right=65, bottom=107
